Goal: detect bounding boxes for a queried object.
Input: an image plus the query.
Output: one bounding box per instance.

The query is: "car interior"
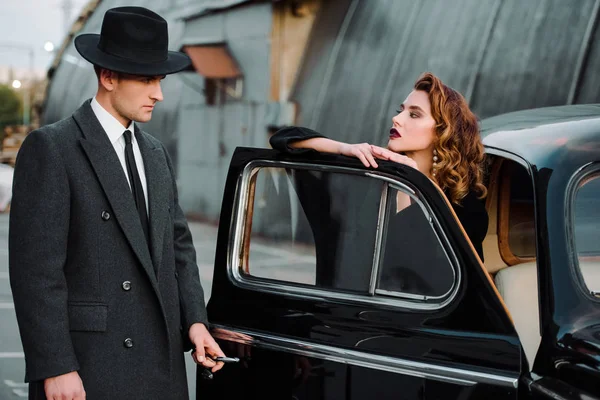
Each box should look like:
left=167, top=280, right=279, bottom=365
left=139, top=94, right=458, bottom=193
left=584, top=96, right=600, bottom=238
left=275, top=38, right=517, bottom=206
left=481, top=156, right=599, bottom=371
left=479, top=156, right=541, bottom=370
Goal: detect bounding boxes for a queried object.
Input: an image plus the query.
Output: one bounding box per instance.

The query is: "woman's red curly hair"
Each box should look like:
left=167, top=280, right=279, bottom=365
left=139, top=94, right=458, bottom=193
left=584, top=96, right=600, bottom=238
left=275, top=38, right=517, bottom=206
left=413, top=72, right=487, bottom=204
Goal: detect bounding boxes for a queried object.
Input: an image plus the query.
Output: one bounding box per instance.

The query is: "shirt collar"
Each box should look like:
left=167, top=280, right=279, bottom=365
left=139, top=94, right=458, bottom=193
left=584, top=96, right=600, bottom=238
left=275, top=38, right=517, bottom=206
left=90, top=97, right=135, bottom=145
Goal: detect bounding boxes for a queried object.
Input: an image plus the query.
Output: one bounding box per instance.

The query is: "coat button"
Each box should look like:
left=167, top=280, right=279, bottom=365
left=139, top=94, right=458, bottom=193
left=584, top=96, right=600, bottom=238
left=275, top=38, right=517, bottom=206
left=122, top=281, right=131, bottom=291
left=101, top=211, right=111, bottom=221
left=124, top=338, right=133, bottom=348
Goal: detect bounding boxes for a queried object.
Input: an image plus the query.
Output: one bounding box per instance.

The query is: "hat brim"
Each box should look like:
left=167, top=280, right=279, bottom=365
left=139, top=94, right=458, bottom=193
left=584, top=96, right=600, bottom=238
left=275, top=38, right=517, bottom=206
left=75, top=34, right=191, bottom=76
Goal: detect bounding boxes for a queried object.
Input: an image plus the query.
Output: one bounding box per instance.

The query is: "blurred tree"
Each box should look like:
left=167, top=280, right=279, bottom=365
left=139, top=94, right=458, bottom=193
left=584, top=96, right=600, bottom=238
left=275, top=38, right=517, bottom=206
left=0, top=84, right=22, bottom=150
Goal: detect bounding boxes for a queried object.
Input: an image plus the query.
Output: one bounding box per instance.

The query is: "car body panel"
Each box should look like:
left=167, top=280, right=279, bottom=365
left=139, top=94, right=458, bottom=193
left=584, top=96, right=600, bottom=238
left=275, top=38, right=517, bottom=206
left=481, top=107, right=600, bottom=393
left=198, top=148, right=521, bottom=399
left=198, top=105, right=600, bottom=399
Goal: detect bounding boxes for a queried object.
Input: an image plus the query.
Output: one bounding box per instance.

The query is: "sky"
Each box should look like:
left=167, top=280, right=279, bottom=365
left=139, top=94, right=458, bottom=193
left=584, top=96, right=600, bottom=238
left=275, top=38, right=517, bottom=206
left=0, top=0, right=89, bottom=77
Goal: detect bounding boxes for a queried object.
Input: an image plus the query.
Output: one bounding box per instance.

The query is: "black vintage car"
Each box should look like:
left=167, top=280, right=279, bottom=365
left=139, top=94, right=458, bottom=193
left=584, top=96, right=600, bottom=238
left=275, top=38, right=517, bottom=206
left=197, top=105, right=600, bottom=399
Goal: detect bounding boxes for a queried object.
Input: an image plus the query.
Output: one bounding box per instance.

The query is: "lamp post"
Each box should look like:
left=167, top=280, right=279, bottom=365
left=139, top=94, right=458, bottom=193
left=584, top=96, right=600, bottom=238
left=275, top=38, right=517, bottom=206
left=0, top=43, right=34, bottom=127
left=44, top=41, right=55, bottom=53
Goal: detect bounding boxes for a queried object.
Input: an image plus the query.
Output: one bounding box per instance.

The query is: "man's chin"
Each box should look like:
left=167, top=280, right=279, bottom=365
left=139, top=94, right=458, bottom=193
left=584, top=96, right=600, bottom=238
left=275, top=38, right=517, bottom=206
left=134, top=113, right=153, bottom=123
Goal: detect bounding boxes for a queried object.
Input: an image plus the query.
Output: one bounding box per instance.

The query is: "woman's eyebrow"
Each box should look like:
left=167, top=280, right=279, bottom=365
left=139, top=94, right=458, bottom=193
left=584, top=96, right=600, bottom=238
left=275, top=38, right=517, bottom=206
left=401, top=103, right=425, bottom=113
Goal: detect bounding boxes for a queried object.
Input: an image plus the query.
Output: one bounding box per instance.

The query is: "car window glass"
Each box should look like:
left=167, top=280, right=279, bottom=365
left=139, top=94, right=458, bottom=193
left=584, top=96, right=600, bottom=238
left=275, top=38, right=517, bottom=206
left=245, top=167, right=383, bottom=293
left=376, top=187, right=455, bottom=300
left=573, top=173, right=600, bottom=294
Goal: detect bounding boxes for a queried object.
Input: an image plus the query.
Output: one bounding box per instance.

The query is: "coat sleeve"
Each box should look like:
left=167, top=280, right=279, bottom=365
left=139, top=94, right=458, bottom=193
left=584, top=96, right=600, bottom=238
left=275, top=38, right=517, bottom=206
left=9, top=129, right=79, bottom=382
left=161, top=144, right=209, bottom=339
left=269, top=126, right=326, bottom=154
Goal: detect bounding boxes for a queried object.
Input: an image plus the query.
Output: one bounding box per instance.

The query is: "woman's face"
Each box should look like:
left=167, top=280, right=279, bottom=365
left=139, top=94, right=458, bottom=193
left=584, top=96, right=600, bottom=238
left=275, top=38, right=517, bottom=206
left=387, top=90, right=436, bottom=154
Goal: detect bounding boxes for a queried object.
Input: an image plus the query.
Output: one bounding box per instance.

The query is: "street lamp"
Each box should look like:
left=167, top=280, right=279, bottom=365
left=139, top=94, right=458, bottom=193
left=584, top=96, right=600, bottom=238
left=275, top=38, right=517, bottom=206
left=0, top=43, right=34, bottom=127
left=0, top=43, right=34, bottom=126
left=1, top=41, right=53, bottom=127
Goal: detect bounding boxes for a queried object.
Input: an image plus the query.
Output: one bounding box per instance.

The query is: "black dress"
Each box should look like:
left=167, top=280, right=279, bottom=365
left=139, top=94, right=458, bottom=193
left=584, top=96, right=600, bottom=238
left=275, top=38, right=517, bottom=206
left=270, top=126, right=489, bottom=262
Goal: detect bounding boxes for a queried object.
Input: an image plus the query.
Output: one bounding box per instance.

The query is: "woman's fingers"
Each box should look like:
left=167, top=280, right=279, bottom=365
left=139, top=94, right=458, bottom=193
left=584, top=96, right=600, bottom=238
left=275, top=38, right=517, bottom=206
left=369, top=145, right=418, bottom=169
left=353, top=149, right=370, bottom=167
left=360, top=146, right=378, bottom=168
left=370, top=145, right=392, bottom=160
left=350, top=143, right=377, bottom=167
left=392, top=154, right=418, bottom=169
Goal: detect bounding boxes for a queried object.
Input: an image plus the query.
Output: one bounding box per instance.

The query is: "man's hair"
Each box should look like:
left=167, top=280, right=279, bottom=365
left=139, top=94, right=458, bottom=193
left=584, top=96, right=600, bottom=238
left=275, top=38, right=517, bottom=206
left=93, top=65, right=102, bottom=80
left=94, top=65, right=121, bottom=81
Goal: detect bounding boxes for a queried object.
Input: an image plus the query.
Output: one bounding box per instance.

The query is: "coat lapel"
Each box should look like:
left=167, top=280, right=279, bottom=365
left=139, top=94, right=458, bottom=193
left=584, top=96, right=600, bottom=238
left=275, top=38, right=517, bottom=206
left=73, top=101, right=158, bottom=289
left=135, top=125, right=170, bottom=276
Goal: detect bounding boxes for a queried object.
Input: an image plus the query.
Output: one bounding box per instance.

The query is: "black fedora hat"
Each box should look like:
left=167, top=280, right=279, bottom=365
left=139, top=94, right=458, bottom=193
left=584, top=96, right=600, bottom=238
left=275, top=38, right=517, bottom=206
left=75, top=6, right=191, bottom=76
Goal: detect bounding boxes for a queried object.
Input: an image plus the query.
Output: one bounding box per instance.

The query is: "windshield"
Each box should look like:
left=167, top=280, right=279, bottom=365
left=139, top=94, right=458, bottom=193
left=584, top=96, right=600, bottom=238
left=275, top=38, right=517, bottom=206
left=573, top=171, right=600, bottom=295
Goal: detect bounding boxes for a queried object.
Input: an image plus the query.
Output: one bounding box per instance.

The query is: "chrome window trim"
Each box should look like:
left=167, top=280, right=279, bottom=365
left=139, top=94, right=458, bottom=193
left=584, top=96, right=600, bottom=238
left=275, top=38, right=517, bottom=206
left=228, top=160, right=461, bottom=311
left=364, top=172, right=416, bottom=194
left=368, top=182, right=389, bottom=294
left=369, top=183, right=459, bottom=302
left=565, top=162, right=600, bottom=300
left=382, top=184, right=459, bottom=301
left=211, top=324, right=519, bottom=389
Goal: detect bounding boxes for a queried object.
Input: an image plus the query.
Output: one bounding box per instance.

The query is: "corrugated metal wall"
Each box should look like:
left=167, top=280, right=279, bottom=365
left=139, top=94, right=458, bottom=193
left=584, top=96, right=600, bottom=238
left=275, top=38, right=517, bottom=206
left=43, top=0, right=600, bottom=220
left=470, top=0, right=597, bottom=116
left=292, top=0, right=600, bottom=147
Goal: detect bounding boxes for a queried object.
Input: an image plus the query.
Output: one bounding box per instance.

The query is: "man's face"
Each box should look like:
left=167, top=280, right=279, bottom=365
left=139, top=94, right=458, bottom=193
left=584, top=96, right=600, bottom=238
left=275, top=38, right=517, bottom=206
left=103, top=71, right=165, bottom=124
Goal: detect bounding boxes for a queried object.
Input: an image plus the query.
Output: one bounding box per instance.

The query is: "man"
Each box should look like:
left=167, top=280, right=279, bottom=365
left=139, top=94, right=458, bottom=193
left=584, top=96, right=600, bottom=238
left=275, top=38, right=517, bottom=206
left=9, top=6, right=224, bottom=400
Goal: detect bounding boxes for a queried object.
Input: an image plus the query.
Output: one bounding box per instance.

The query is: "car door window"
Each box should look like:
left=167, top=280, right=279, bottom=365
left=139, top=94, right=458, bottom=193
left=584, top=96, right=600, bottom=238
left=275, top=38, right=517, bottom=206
left=377, top=186, right=455, bottom=300
left=234, top=163, right=459, bottom=307
left=246, top=166, right=383, bottom=293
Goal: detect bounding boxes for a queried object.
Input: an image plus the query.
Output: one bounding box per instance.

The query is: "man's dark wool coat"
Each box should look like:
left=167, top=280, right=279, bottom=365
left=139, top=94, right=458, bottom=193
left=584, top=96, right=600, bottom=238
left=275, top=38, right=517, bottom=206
left=9, top=99, right=208, bottom=400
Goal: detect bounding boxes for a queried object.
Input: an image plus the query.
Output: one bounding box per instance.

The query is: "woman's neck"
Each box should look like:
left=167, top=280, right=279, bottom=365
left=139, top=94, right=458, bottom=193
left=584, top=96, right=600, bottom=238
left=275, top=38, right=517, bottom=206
left=404, top=150, right=434, bottom=179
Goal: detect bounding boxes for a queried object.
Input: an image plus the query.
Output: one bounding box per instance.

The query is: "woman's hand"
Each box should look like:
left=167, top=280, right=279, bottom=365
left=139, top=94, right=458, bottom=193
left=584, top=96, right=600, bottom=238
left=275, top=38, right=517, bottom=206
left=370, top=145, right=418, bottom=169
left=338, top=143, right=379, bottom=168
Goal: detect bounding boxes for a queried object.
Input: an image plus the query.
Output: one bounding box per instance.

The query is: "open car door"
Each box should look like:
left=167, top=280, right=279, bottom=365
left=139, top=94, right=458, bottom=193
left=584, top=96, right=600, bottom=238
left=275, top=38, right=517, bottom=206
left=197, top=147, right=524, bottom=399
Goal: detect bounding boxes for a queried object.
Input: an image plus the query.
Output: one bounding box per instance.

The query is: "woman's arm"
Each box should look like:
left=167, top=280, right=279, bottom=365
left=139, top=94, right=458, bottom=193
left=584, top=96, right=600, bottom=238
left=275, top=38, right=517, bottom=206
left=289, top=136, right=342, bottom=152
left=269, top=126, right=325, bottom=153
left=270, top=126, right=379, bottom=167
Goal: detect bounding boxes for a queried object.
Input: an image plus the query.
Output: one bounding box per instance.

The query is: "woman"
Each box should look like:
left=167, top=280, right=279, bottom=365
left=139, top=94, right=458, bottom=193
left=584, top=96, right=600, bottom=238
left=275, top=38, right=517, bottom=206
left=270, top=72, right=488, bottom=261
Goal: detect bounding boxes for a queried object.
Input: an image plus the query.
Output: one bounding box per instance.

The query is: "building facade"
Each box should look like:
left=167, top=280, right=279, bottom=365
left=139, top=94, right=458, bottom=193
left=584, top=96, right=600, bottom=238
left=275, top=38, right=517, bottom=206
left=42, top=0, right=600, bottom=221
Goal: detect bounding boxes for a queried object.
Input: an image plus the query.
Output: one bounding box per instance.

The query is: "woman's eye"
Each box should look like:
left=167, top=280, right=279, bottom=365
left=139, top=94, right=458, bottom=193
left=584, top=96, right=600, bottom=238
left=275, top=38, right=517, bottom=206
left=410, top=112, right=418, bottom=118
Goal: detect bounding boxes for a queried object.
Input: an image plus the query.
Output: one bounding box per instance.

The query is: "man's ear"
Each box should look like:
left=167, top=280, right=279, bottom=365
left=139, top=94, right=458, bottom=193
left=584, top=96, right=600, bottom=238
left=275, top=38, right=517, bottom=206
left=99, top=69, right=117, bottom=91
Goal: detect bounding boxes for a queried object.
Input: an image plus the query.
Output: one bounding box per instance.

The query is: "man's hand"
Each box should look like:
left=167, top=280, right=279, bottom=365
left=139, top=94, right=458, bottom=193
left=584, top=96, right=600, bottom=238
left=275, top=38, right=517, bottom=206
left=189, top=323, right=226, bottom=373
left=44, top=371, right=85, bottom=400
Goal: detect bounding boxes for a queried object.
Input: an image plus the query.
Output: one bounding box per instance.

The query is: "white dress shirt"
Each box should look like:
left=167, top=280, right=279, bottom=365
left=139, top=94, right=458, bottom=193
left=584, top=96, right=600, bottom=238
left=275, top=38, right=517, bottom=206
left=90, top=97, right=149, bottom=213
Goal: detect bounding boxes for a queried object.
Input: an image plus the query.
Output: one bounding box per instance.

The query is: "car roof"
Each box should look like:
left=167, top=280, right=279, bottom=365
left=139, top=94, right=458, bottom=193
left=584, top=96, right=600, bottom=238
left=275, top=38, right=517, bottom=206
left=480, top=104, right=600, bottom=170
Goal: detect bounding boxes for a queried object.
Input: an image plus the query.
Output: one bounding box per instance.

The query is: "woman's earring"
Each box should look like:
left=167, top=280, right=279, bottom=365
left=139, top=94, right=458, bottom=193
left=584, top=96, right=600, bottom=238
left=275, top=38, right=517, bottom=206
left=432, top=149, right=438, bottom=177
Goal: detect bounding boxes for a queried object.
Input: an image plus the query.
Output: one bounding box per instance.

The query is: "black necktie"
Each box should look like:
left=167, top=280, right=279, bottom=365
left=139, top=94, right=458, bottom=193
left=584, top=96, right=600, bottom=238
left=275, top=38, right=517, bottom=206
left=123, top=130, right=150, bottom=249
